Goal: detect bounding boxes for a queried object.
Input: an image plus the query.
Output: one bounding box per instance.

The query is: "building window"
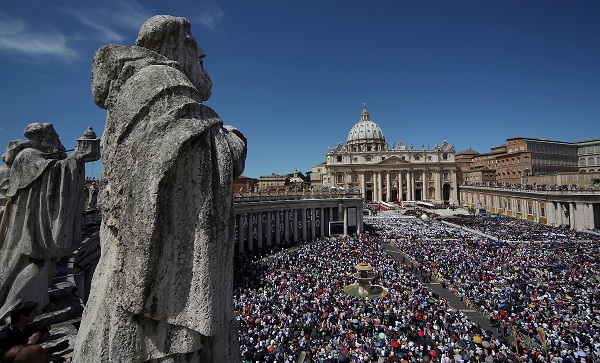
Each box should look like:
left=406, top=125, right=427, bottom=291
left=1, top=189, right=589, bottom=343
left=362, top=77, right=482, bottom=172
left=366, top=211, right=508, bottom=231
left=540, top=205, right=545, bottom=217
left=573, top=175, right=578, bottom=181
left=337, top=174, right=343, bottom=183
left=517, top=203, right=521, bottom=213
left=365, top=156, right=372, bottom=162
left=337, top=156, right=342, bottom=162
left=562, top=175, right=568, bottom=181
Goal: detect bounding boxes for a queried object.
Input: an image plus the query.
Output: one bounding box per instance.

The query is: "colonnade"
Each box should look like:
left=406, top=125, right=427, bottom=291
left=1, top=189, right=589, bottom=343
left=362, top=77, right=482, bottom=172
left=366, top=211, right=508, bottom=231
left=234, top=197, right=363, bottom=253
left=460, top=186, right=600, bottom=230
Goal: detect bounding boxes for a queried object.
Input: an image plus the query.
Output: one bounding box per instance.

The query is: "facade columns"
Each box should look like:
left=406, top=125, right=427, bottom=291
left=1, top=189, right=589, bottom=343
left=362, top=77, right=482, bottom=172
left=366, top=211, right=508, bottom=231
left=361, top=172, right=367, bottom=200
left=451, top=171, right=458, bottom=203
left=375, top=172, right=379, bottom=202
left=435, top=170, right=442, bottom=202
left=409, top=170, right=415, bottom=200
left=422, top=170, right=428, bottom=201
left=386, top=171, right=391, bottom=202
left=398, top=171, right=404, bottom=201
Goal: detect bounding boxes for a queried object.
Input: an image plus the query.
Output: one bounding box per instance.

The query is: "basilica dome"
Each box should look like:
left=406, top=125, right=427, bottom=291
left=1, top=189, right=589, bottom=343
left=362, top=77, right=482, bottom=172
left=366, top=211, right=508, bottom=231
left=347, top=105, right=386, bottom=149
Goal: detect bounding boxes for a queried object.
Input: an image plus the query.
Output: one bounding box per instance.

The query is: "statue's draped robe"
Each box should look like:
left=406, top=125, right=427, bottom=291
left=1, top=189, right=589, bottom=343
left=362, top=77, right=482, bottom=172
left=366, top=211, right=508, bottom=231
left=74, top=46, right=245, bottom=363
left=0, top=149, right=85, bottom=320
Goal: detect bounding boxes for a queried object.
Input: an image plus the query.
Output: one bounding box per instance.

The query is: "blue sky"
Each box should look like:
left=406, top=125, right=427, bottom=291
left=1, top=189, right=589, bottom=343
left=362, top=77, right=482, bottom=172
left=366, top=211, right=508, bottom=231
left=1, top=1, right=599, bottom=179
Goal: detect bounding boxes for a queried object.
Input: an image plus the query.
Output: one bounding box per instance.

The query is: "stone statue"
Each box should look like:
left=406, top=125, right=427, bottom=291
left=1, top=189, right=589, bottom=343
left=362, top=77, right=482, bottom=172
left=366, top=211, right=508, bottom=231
left=87, top=182, right=98, bottom=210
left=0, top=123, right=100, bottom=321
left=73, top=15, right=247, bottom=363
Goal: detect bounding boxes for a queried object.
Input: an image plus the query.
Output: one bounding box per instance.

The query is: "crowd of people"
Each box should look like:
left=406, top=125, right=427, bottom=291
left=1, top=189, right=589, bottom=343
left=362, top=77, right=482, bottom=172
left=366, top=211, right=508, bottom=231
left=442, top=215, right=598, bottom=242
left=372, top=215, right=599, bottom=362
left=234, top=213, right=600, bottom=362
left=234, top=232, right=516, bottom=362
left=463, top=182, right=581, bottom=192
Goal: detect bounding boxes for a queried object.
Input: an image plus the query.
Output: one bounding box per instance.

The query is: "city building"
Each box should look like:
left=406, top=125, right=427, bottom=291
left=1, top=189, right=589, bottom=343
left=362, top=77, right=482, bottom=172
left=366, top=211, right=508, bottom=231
left=457, top=137, right=600, bottom=229
left=321, top=105, right=459, bottom=205
left=577, top=139, right=600, bottom=172
left=257, top=173, right=288, bottom=193
left=233, top=175, right=256, bottom=193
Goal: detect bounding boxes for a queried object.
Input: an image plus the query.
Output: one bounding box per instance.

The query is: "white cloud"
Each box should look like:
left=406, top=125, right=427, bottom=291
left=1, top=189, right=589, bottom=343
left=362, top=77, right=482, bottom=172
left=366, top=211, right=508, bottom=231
left=65, top=1, right=152, bottom=43
left=68, top=10, right=125, bottom=43
left=195, top=4, right=225, bottom=31
left=0, top=16, right=76, bottom=59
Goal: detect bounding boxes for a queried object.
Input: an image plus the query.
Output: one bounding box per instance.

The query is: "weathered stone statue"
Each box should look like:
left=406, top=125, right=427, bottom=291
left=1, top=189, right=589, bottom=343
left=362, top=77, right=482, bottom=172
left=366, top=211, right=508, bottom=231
left=73, top=15, right=246, bottom=363
left=0, top=123, right=100, bottom=321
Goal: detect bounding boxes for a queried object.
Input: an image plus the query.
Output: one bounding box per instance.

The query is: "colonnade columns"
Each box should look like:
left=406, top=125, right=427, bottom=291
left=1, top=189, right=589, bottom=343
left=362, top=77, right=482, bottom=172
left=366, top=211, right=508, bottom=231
left=266, top=211, right=272, bottom=246
left=547, top=203, right=555, bottom=226
left=569, top=202, right=575, bottom=228
left=311, top=209, right=317, bottom=240
left=386, top=171, right=391, bottom=202
left=284, top=210, right=290, bottom=242
left=319, top=208, right=325, bottom=237
left=257, top=212, right=263, bottom=249
left=302, top=208, right=307, bottom=241
left=275, top=211, right=281, bottom=244
left=238, top=213, right=246, bottom=253
left=341, top=204, right=348, bottom=236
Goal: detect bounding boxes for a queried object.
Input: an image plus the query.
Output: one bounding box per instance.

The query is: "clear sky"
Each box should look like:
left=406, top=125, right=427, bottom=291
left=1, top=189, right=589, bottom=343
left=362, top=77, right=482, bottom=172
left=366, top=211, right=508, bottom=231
left=1, top=1, right=599, bottom=179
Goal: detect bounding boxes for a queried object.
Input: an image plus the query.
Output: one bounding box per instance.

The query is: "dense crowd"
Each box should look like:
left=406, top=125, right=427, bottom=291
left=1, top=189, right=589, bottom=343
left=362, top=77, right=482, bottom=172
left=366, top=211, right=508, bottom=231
left=442, top=215, right=598, bottom=242
left=463, top=182, right=581, bottom=191
left=234, top=233, right=515, bottom=363
left=371, top=215, right=599, bottom=362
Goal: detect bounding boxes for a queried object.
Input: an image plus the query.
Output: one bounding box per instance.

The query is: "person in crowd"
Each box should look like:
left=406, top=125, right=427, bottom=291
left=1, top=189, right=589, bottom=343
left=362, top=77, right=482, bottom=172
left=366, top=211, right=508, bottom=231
left=0, top=302, right=47, bottom=359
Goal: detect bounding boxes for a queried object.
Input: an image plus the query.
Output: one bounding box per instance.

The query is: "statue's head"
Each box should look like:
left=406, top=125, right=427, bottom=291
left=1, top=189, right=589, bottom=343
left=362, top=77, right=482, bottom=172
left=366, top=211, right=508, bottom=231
left=136, top=15, right=212, bottom=101
left=23, top=123, right=67, bottom=159
left=2, top=140, right=30, bottom=166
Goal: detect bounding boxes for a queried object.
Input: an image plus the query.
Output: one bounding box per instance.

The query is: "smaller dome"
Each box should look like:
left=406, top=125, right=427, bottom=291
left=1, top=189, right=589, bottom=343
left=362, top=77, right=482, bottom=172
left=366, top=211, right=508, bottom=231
left=347, top=104, right=386, bottom=145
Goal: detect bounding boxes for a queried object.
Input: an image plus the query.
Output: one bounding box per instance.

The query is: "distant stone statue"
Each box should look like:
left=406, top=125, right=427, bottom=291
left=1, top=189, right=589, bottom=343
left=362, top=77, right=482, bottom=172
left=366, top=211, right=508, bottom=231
left=73, top=15, right=246, bottom=363
left=87, top=182, right=98, bottom=210
left=0, top=123, right=100, bottom=321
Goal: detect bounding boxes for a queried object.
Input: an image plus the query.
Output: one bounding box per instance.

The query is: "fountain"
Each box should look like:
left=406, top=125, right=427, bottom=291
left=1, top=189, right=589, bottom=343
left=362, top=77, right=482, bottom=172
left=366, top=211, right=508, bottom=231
left=343, top=262, right=388, bottom=299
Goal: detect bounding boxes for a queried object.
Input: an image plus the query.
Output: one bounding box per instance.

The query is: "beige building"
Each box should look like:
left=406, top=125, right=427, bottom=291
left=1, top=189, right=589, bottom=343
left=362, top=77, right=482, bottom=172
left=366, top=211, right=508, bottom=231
left=321, top=105, right=459, bottom=204
left=577, top=139, right=600, bottom=172
left=257, top=173, right=288, bottom=192
left=460, top=184, right=600, bottom=230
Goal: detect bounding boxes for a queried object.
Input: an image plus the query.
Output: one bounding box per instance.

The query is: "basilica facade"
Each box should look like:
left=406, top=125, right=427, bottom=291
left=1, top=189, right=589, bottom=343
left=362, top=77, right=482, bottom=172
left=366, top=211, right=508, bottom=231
left=322, top=105, right=459, bottom=205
